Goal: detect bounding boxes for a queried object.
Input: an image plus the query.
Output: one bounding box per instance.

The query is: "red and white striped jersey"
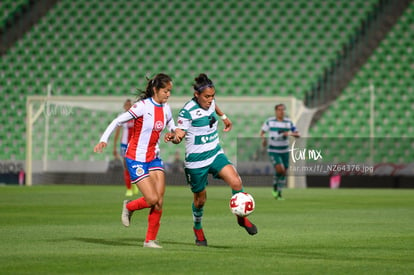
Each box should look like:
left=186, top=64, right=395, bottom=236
left=99, top=97, right=175, bottom=162
left=126, top=97, right=175, bottom=161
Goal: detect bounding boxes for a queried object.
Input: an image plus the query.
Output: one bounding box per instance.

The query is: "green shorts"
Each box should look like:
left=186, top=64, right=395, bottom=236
left=268, top=152, right=290, bottom=169
left=184, top=153, right=231, bottom=193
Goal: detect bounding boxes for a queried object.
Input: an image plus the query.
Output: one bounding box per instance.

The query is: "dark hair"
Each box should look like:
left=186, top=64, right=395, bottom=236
left=193, top=73, right=214, bottom=93
left=275, top=104, right=286, bottom=110
left=137, top=73, right=172, bottom=100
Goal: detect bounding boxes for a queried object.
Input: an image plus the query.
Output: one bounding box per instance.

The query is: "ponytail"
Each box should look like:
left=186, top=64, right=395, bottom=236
left=137, top=73, right=172, bottom=101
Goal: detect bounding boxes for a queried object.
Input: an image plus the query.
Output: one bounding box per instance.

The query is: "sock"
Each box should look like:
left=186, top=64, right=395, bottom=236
left=127, top=197, right=150, bottom=211
left=273, top=174, right=278, bottom=191
left=237, top=216, right=253, bottom=227
left=145, top=208, right=162, bottom=242
left=231, top=187, right=244, bottom=195
left=124, top=169, right=132, bottom=190
left=277, top=175, right=286, bottom=196
left=192, top=203, right=204, bottom=230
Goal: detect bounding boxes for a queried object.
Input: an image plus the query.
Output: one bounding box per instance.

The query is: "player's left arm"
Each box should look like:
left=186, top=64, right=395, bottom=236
left=164, top=119, right=185, bottom=144
left=215, top=103, right=232, bottom=132
left=165, top=106, right=188, bottom=144
left=164, top=105, right=182, bottom=144
left=290, top=123, right=300, bottom=138
left=164, top=128, right=186, bottom=144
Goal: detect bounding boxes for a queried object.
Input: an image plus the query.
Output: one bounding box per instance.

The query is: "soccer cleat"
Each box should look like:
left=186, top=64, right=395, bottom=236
left=237, top=216, right=258, bottom=235
left=121, top=200, right=133, bottom=227
left=272, top=190, right=284, bottom=200
left=193, top=227, right=207, bottom=246
left=143, top=240, right=162, bottom=248
left=125, top=189, right=133, bottom=197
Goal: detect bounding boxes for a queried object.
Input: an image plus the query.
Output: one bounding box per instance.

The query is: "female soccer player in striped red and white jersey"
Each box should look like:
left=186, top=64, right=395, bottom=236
left=94, top=73, right=179, bottom=248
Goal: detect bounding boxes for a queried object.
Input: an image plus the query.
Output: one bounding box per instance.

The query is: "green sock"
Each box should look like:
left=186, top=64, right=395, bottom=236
left=273, top=174, right=278, bottom=191
left=231, top=187, right=245, bottom=195
left=192, top=203, right=203, bottom=230
left=277, top=176, right=286, bottom=196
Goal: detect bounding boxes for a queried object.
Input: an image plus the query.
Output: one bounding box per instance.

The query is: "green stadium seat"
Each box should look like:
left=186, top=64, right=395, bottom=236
left=2, top=0, right=411, bottom=162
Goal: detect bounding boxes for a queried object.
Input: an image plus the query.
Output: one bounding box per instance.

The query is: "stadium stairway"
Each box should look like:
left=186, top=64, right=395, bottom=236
left=306, top=0, right=412, bottom=109
left=0, top=0, right=58, bottom=56
left=1, top=0, right=30, bottom=31
left=308, top=1, right=414, bottom=164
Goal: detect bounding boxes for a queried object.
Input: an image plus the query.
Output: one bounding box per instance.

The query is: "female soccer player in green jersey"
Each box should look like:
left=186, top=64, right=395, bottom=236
left=260, top=104, right=300, bottom=200
left=169, top=73, right=258, bottom=246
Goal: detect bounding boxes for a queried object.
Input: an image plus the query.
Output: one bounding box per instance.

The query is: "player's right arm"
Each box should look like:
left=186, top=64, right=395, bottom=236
left=93, top=112, right=134, bottom=153
left=260, top=119, right=269, bottom=147
left=260, top=129, right=267, bottom=147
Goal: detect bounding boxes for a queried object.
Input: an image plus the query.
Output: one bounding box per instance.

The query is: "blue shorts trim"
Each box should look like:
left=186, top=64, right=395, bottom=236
left=125, top=158, right=164, bottom=183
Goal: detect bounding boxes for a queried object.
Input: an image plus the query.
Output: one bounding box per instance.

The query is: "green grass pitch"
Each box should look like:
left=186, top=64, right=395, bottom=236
left=1, top=185, right=413, bottom=274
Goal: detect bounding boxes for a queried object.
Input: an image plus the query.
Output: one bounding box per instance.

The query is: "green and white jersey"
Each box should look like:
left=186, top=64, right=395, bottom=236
left=261, top=117, right=296, bottom=153
left=177, top=98, right=223, bottom=169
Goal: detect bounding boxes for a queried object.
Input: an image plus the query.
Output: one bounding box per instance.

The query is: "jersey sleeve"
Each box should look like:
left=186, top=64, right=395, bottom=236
left=99, top=112, right=134, bottom=143
left=177, top=108, right=192, bottom=131
left=261, top=119, right=269, bottom=132
left=127, top=101, right=144, bottom=119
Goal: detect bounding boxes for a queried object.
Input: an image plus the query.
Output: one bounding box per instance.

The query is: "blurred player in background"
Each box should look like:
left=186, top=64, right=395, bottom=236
left=94, top=73, right=179, bottom=248
left=170, top=73, right=258, bottom=246
left=169, top=149, right=184, bottom=173
left=260, top=104, right=300, bottom=200
left=113, top=99, right=139, bottom=197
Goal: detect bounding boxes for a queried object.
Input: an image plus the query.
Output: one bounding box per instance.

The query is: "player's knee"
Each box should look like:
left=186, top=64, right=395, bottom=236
left=145, top=194, right=159, bottom=207
left=196, top=199, right=206, bottom=208
left=155, top=198, right=163, bottom=210
left=154, top=203, right=163, bottom=211
left=275, top=165, right=286, bottom=175
left=229, top=175, right=243, bottom=191
left=194, top=197, right=206, bottom=208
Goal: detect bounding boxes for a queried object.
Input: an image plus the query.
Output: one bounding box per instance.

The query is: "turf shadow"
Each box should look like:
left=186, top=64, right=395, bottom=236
left=72, top=237, right=139, bottom=247
left=161, top=240, right=232, bottom=249
left=54, top=237, right=234, bottom=249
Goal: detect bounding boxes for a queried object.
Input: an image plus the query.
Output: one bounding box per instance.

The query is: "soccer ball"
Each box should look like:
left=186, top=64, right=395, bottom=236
left=229, top=192, right=255, bottom=217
